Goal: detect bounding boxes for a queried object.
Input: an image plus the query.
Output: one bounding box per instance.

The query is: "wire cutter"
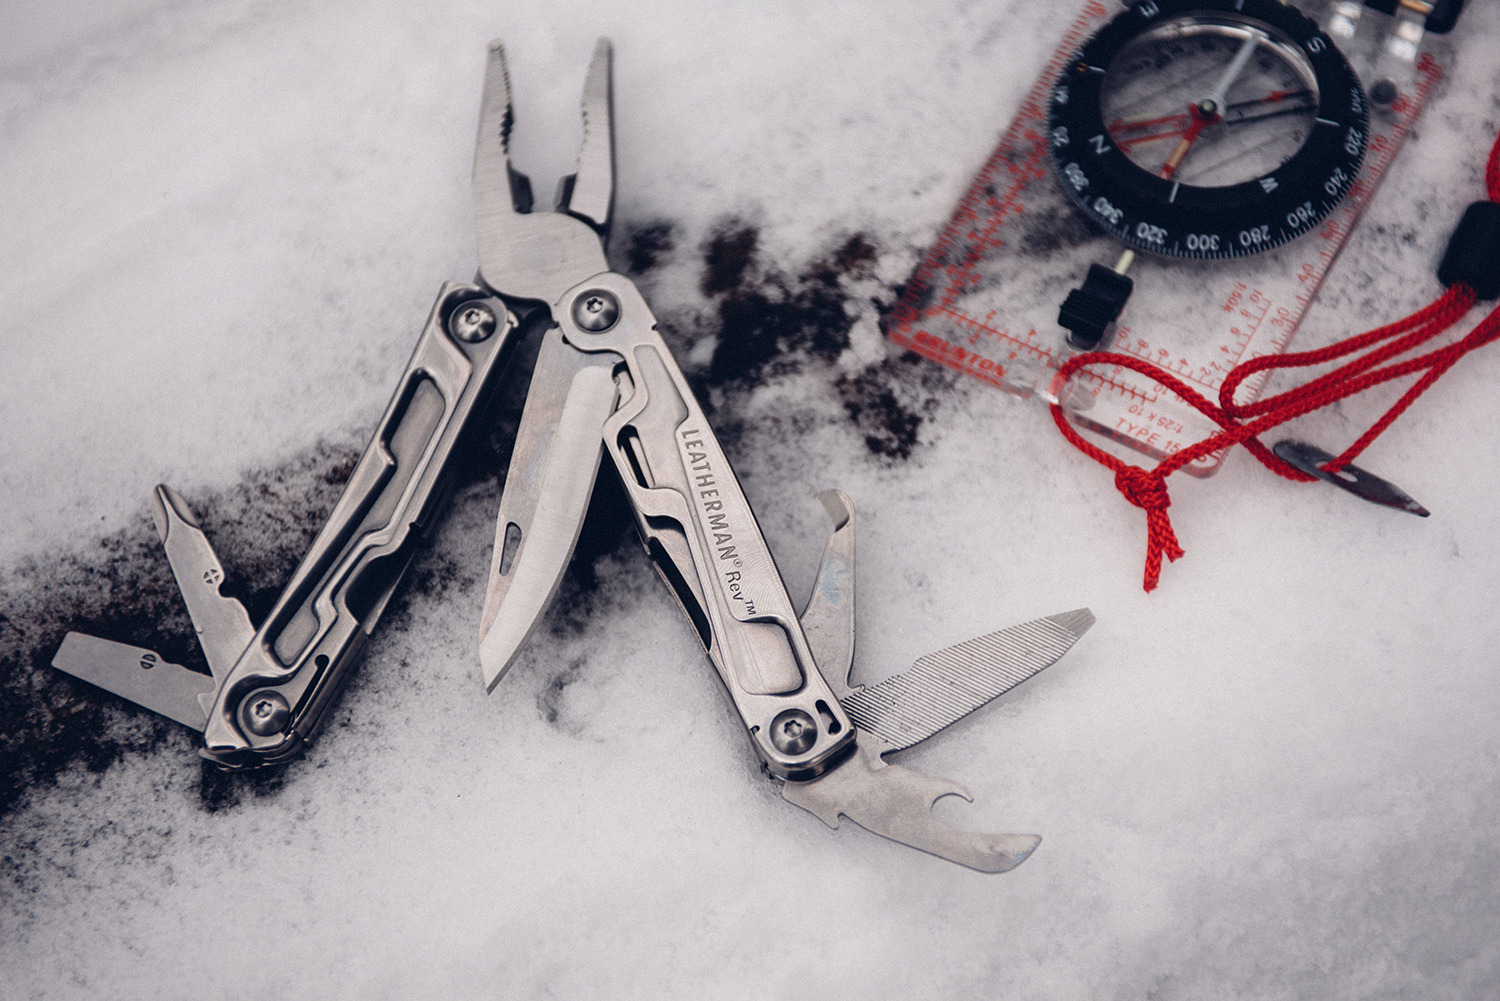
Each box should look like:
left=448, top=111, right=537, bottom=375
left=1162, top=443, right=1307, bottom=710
left=52, top=39, right=1094, bottom=872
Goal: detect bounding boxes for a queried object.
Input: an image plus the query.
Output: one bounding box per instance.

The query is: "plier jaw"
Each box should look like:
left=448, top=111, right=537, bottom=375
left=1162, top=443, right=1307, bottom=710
left=472, top=39, right=615, bottom=308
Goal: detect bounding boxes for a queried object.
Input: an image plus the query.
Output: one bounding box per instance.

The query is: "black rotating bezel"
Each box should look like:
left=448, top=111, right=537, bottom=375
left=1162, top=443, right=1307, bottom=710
left=1047, top=0, right=1369, bottom=260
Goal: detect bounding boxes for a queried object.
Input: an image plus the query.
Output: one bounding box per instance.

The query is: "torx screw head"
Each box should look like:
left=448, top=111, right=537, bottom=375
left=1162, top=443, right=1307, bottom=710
left=451, top=302, right=499, bottom=342
left=571, top=289, right=620, bottom=332
left=242, top=690, right=291, bottom=736
left=769, top=709, right=818, bottom=755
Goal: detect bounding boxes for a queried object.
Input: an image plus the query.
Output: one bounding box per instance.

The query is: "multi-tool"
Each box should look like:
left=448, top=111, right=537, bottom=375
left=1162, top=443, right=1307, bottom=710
left=52, top=39, right=1094, bottom=872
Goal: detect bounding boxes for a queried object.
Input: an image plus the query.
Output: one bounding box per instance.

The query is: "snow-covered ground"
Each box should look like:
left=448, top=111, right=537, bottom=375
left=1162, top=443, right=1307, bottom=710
left=4, top=1, right=1499, bottom=997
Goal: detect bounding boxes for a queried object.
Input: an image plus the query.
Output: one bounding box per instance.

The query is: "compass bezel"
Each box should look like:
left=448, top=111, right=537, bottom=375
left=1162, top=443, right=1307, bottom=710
left=1047, top=0, right=1369, bottom=260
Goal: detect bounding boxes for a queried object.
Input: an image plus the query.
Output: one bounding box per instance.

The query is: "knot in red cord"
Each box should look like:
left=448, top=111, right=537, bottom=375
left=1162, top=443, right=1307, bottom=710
left=1111, top=465, right=1185, bottom=592
left=1115, top=466, right=1171, bottom=512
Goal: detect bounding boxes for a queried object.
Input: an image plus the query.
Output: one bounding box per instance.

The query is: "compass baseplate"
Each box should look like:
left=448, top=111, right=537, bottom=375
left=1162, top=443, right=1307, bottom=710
left=887, top=0, right=1447, bottom=475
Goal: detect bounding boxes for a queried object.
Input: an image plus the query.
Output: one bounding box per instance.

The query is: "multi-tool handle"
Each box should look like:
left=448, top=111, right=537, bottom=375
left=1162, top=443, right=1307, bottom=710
left=554, top=272, right=856, bottom=780
left=200, top=282, right=520, bottom=766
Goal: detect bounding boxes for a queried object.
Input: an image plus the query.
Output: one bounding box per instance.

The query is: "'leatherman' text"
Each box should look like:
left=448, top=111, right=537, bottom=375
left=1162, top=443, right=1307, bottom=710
left=680, top=428, right=739, bottom=564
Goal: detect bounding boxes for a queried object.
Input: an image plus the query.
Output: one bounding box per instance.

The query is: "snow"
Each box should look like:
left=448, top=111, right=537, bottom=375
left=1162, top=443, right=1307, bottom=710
left=3, top=1, right=1499, bottom=997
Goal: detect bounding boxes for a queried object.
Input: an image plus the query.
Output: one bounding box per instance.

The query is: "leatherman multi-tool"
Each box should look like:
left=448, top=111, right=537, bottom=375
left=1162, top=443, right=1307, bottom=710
left=52, top=40, right=1094, bottom=872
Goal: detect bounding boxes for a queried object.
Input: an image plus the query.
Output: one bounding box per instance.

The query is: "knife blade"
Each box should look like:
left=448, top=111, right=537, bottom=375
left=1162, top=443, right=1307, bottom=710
left=478, top=328, right=618, bottom=690
left=797, top=490, right=857, bottom=700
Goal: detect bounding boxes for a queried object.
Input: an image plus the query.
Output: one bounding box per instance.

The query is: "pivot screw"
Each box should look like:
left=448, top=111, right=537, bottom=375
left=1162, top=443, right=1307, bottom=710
left=571, top=289, right=620, bottom=332
left=769, top=709, right=818, bottom=755
left=451, top=302, right=498, bottom=342
left=242, top=690, right=291, bottom=736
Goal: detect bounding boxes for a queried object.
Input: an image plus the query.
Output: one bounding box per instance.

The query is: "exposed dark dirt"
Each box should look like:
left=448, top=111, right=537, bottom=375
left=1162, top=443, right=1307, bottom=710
left=0, top=219, right=953, bottom=822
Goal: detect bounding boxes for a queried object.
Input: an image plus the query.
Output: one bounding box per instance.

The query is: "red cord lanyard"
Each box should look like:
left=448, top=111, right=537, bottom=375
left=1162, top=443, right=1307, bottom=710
left=1051, top=131, right=1500, bottom=592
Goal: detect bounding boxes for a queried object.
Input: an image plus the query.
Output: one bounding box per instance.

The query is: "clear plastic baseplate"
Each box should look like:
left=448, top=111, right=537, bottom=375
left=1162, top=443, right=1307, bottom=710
left=887, top=0, right=1448, bottom=476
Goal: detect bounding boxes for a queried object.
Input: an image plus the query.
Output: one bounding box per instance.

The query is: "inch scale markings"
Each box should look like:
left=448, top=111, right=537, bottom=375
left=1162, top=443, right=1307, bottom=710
left=889, top=0, right=1446, bottom=474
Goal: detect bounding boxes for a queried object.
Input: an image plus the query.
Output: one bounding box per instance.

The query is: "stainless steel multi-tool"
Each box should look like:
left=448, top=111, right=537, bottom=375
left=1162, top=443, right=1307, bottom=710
left=52, top=39, right=1094, bottom=872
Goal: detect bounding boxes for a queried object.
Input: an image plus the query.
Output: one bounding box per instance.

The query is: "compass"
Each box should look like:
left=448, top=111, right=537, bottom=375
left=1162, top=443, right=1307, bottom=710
left=1047, top=0, right=1369, bottom=260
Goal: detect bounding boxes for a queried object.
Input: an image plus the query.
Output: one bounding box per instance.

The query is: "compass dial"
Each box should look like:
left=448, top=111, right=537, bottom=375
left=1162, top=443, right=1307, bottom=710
left=1048, top=0, right=1368, bottom=260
